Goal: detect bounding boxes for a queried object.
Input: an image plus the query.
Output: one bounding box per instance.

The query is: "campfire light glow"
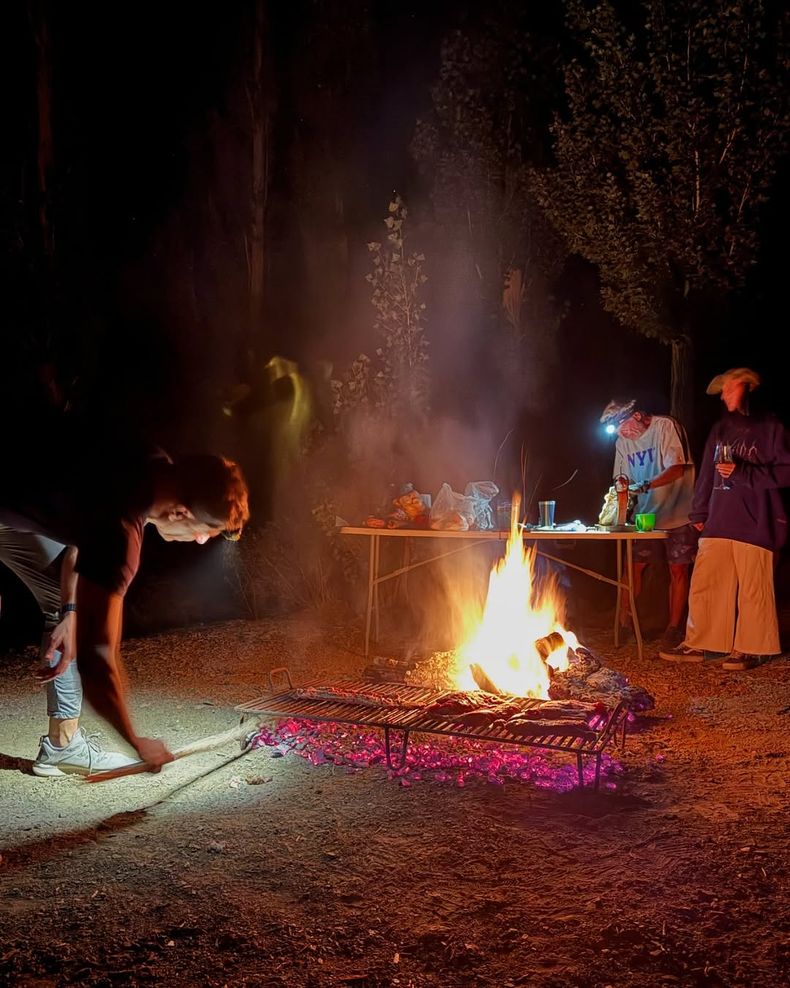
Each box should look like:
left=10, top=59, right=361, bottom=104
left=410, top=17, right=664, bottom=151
left=454, top=495, right=573, bottom=698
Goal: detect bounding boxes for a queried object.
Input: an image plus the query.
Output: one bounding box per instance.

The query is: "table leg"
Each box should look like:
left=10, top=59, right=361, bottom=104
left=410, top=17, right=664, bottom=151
left=626, top=538, right=644, bottom=661
left=364, top=535, right=377, bottom=659
left=399, top=538, right=410, bottom=602
left=614, top=540, right=623, bottom=646
left=373, top=534, right=381, bottom=643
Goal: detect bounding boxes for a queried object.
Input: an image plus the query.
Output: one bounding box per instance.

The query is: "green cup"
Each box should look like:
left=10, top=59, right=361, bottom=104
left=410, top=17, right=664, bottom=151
left=635, top=512, right=656, bottom=532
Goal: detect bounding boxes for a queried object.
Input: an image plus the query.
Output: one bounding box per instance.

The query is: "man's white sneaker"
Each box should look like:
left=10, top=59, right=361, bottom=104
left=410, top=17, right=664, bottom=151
left=32, top=729, right=140, bottom=778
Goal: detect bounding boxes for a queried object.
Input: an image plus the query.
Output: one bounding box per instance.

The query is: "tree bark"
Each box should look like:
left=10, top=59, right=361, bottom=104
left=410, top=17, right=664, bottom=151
left=30, top=0, right=54, bottom=259
left=246, top=0, right=271, bottom=365
left=670, top=336, right=693, bottom=429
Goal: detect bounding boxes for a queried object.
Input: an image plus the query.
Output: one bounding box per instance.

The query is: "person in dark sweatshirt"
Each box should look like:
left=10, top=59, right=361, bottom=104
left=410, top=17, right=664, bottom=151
left=660, top=368, right=789, bottom=669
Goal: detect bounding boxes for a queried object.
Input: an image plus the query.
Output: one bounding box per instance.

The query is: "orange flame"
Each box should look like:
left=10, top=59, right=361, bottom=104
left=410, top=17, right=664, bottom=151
left=455, top=494, right=572, bottom=698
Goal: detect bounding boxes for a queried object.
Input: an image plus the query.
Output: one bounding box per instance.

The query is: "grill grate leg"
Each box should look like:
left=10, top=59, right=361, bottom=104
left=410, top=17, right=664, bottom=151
left=383, top=728, right=411, bottom=771
left=576, top=752, right=584, bottom=789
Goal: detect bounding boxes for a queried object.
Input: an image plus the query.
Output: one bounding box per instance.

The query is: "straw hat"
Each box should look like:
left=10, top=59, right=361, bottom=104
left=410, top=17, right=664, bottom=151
left=705, top=368, right=761, bottom=395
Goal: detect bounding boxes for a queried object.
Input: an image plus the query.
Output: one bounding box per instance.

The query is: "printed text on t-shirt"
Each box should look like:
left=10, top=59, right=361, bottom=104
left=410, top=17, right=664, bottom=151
left=628, top=448, right=654, bottom=468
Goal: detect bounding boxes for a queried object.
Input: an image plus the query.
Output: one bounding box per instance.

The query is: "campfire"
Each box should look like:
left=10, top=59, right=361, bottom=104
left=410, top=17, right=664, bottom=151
left=407, top=493, right=655, bottom=714
left=454, top=496, right=573, bottom=699
left=243, top=495, right=653, bottom=791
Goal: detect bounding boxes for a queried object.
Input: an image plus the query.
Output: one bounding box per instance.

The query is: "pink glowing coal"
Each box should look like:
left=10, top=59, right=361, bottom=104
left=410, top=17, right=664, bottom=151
left=250, top=719, right=622, bottom=792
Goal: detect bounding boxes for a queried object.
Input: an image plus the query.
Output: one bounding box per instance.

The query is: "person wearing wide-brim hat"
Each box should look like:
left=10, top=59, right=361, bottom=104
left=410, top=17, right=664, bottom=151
left=660, top=368, right=789, bottom=670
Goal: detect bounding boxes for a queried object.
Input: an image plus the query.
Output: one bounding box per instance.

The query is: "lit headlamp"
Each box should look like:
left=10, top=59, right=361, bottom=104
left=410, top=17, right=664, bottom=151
left=600, top=398, right=636, bottom=434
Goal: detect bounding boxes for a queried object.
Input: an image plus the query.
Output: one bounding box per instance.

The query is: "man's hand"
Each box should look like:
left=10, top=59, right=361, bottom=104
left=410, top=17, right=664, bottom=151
left=34, top=612, right=77, bottom=683
left=134, top=736, right=175, bottom=772
left=716, top=462, right=736, bottom=479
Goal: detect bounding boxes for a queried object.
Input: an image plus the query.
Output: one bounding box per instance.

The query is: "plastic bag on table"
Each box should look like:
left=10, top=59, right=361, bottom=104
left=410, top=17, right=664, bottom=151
left=429, top=481, right=499, bottom=531
left=429, top=483, right=469, bottom=530
left=464, top=481, right=499, bottom=530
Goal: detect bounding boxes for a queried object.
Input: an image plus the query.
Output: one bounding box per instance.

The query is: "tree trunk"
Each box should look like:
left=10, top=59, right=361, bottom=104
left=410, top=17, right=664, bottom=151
left=246, top=0, right=271, bottom=366
left=30, top=0, right=54, bottom=259
left=670, top=336, right=693, bottom=429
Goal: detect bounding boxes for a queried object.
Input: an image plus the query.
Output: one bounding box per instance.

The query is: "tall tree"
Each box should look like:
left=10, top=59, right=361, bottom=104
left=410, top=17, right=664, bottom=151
left=286, top=0, right=375, bottom=341
left=331, top=195, right=430, bottom=426
left=531, top=0, right=790, bottom=422
left=29, top=0, right=55, bottom=262
left=411, top=6, right=567, bottom=409
left=246, top=0, right=273, bottom=367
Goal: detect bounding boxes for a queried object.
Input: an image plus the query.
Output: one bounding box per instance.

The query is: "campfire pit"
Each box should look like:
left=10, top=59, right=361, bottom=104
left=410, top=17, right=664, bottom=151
left=236, top=668, right=628, bottom=789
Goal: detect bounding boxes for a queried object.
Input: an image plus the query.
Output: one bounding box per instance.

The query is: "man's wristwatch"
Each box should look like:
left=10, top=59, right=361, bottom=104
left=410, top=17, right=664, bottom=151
left=638, top=481, right=651, bottom=494
left=61, top=603, right=77, bottom=615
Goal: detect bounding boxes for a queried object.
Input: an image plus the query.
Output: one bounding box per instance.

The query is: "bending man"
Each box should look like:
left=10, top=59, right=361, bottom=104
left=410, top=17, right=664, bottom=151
left=1, top=445, right=249, bottom=771
left=600, top=399, right=697, bottom=646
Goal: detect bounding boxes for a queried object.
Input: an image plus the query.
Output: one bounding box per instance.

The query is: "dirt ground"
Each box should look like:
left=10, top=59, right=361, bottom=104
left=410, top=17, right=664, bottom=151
left=0, top=612, right=788, bottom=988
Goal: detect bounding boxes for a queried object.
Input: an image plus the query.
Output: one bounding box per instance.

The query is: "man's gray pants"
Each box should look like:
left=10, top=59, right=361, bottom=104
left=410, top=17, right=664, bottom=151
left=0, top=524, right=83, bottom=721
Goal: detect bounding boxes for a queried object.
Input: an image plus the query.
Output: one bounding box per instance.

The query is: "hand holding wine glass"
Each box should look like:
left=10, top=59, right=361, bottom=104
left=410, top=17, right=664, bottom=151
left=714, top=442, right=734, bottom=490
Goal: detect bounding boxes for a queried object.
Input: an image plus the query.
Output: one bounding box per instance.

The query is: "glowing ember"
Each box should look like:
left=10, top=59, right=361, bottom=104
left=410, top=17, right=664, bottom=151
left=251, top=719, right=621, bottom=792
left=454, top=494, right=573, bottom=698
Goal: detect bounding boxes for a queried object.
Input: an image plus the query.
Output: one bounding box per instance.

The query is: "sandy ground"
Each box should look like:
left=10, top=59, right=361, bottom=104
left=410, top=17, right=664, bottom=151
left=0, top=613, right=788, bottom=988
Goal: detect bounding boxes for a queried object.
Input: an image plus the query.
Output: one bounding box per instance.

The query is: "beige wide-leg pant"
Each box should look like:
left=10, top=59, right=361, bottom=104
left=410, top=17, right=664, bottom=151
left=684, top=537, right=780, bottom=656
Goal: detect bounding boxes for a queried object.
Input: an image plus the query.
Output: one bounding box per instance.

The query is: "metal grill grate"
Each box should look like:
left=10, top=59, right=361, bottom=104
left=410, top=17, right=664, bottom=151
left=237, top=669, right=628, bottom=789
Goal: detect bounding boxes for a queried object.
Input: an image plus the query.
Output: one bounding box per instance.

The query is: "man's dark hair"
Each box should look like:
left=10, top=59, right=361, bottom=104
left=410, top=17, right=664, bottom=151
left=175, top=455, right=250, bottom=536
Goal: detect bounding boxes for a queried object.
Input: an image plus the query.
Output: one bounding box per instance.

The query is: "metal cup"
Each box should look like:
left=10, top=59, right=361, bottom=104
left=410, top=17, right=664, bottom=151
left=538, top=500, right=556, bottom=527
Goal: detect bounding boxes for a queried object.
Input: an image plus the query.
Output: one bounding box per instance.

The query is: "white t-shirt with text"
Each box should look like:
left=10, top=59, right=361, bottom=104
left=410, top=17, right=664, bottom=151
left=613, top=416, right=695, bottom=530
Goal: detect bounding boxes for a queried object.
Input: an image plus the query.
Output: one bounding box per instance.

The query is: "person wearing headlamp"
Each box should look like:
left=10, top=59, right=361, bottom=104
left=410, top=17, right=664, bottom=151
left=600, top=398, right=697, bottom=646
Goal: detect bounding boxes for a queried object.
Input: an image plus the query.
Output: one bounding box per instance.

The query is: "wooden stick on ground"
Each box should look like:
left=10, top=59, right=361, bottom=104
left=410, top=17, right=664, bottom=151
left=83, top=721, right=260, bottom=784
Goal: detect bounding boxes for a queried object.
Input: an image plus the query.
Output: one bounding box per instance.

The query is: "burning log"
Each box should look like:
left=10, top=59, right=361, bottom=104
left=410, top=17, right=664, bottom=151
left=470, top=633, right=568, bottom=694
left=533, top=631, right=566, bottom=662
left=469, top=663, right=504, bottom=695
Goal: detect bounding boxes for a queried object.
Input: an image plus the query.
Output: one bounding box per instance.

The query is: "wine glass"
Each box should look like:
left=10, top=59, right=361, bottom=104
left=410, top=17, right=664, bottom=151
left=713, top=442, right=733, bottom=491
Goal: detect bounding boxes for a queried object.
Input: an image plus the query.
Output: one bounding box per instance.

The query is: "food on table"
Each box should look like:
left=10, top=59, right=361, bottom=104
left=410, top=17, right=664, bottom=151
left=393, top=489, right=428, bottom=521
left=363, top=486, right=431, bottom=529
